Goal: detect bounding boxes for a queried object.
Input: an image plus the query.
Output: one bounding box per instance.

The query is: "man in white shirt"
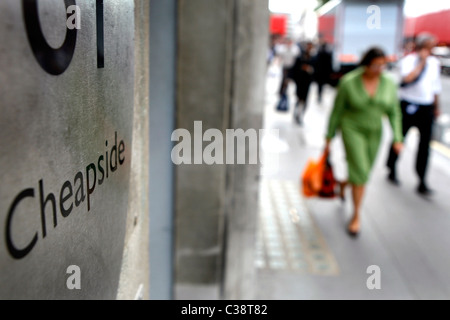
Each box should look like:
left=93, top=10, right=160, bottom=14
left=386, top=33, right=442, bottom=196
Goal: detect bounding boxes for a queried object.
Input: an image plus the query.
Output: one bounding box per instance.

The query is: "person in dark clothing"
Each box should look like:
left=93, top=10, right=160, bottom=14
left=313, top=39, right=333, bottom=103
left=289, top=41, right=315, bottom=124
left=275, top=37, right=300, bottom=112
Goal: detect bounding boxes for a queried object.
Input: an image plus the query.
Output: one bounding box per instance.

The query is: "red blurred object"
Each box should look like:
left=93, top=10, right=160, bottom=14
left=318, top=15, right=335, bottom=44
left=405, top=10, right=450, bottom=45
left=270, top=14, right=287, bottom=36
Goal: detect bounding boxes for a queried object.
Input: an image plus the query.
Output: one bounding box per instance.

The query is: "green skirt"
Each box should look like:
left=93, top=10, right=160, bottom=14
left=341, top=121, right=382, bottom=185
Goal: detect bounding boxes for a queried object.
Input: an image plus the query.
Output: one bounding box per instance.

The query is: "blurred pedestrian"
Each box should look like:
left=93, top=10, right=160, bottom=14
left=403, top=38, right=416, bottom=57
left=275, top=37, right=300, bottom=110
left=325, top=47, right=403, bottom=236
left=290, top=41, right=315, bottom=124
left=267, top=34, right=281, bottom=66
left=386, top=33, right=441, bottom=196
left=313, top=36, right=333, bottom=104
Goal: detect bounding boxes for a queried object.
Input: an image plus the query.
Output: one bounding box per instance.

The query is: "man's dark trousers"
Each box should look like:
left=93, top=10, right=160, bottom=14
left=387, top=100, right=435, bottom=184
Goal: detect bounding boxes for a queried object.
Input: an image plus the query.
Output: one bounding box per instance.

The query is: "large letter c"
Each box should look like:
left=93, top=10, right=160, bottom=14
left=6, top=189, right=38, bottom=260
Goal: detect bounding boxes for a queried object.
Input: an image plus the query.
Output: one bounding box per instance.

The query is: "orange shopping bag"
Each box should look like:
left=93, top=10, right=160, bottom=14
left=301, top=153, right=327, bottom=197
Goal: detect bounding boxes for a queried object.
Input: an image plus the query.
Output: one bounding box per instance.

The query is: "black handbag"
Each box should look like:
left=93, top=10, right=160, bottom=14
left=318, top=157, right=337, bottom=198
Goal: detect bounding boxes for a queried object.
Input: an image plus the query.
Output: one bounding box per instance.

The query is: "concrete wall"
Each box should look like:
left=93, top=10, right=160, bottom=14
left=117, top=0, right=150, bottom=300
left=223, top=0, right=270, bottom=300
left=175, top=0, right=233, bottom=298
left=0, top=0, right=269, bottom=300
left=174, top=0, right=269, bottom=299
left=148, top=0, right=177, bottom=300
left=0, top=0, right=137, bottom=299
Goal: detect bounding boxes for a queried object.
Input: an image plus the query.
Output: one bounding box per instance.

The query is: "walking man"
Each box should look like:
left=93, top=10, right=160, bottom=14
left=386, top=33, right=442, bottom=196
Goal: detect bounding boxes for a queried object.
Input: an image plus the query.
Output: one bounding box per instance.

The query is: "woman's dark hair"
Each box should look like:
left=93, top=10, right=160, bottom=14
left=359, top=47, right=386, bottom=66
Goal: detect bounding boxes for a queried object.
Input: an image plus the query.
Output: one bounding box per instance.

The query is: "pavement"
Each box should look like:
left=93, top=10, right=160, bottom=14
left=254, top=61, right=450, bottom=300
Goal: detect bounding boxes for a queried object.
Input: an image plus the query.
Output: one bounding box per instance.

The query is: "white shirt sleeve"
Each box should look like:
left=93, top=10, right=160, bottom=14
left=400, top=54, right=416, bottom=78
left=432, top=58, right=442, bottom=95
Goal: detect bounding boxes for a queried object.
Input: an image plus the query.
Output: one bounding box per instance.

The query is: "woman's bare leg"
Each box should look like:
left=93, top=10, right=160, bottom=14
left=349, top=185, right=365, bottom=234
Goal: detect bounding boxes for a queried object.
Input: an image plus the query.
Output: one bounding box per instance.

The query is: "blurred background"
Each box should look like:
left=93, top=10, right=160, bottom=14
left=258, top=0, right=450, bottom=300
left=268, top=0, right=450, bottom=147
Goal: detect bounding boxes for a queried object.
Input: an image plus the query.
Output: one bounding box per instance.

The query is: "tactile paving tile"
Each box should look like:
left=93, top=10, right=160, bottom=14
left=255, top=179, right=340, bottom=275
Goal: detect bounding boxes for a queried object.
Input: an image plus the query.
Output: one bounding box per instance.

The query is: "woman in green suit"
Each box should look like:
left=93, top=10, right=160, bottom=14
left=325, top=47, right=404, bottom=236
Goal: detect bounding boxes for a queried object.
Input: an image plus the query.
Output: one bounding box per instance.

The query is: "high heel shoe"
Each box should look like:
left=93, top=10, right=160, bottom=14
left=347, top=220, right=360, bottom=238
left=347, top=228, right=360, bottom=238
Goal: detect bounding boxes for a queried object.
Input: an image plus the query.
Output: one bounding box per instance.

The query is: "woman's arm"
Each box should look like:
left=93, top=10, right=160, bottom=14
left=386, top=84, right=404, bottom=154
left=326, top=80, right=347, bottom=141
left=387, top=88, right=403, bottom=143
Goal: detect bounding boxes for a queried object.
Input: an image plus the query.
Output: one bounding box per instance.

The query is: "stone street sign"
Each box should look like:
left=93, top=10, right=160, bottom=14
left=0, top=0, right=134, bottom=299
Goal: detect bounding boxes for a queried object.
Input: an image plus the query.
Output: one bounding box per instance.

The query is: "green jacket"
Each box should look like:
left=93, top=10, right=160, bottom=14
left=326, top=67, right=403, bottom=143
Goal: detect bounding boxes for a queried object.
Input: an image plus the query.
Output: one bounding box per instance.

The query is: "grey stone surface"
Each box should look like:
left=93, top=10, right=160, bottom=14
left=117, top=0, right=150, bottom=301
left=174, top=0, right=270, bottom=300
left=223, top=0, right=270, bottom=300
left=175, top=284, right=220, bottom=300
left=175, top=0, right=233, bottom=287
left=0, top=0, right=135, bottom=299
left=148, top=0, right=177, bottom=300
